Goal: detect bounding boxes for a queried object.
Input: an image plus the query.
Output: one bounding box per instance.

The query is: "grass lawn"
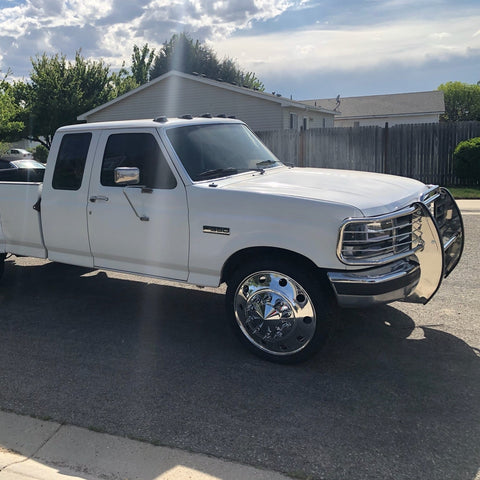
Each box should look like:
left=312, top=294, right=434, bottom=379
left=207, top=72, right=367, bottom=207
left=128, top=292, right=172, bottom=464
left=447, top=186, right=480, bottom=199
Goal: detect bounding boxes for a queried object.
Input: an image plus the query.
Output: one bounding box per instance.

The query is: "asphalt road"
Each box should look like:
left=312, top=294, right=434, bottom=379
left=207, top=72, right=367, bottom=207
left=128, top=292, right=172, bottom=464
left=0, top=215, right=478, bottom=480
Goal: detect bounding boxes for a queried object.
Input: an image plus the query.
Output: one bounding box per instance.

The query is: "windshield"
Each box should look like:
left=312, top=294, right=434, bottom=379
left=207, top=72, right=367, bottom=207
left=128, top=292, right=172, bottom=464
left=166, top=123, right=283, bottom=181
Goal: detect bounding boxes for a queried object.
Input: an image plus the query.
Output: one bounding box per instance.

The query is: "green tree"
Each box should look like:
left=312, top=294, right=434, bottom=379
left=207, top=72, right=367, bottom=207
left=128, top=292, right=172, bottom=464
left=150, top=33, right=264, bottom=91
left=131, top=44, right=155, bottom=85
left=0, top=74, right=24, bottom=141
left=438, top=81, right=480, bottom=122
left=109, top=62, right=139, bottom=97
left=15, top=51, right=114, bottom=148
left=107, top=44, right=156, bottom=97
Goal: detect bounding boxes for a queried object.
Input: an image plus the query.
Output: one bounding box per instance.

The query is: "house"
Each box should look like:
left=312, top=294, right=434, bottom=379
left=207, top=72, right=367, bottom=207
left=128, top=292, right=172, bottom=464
left=301, top=91, right=445, bottom=127
left=78, top=70, right=336, bottom=131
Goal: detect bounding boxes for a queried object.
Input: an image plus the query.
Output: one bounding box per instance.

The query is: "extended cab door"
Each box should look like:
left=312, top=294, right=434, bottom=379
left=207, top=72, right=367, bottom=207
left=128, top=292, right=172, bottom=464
left=41, top=130, right=98, bottom=267
left=86, top=128, right=189, bottom=280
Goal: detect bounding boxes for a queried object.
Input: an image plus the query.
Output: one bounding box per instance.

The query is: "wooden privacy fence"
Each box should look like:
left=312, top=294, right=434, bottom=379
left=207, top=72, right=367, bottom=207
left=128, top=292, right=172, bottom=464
left=256, top=121, right=480, bottom=185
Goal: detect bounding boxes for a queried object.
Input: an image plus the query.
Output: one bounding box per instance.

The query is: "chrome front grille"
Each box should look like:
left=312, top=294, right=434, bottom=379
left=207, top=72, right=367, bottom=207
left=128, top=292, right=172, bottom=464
left=339, top=206, right=423, bottom=265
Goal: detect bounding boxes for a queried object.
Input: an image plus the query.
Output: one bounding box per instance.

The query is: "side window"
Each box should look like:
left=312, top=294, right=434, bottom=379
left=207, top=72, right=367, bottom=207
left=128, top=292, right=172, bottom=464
left=101, top=133, right=176, bottom=189
left=52, top=133, right=92, bottom=190
left=290, top=113, right=298, bottom=130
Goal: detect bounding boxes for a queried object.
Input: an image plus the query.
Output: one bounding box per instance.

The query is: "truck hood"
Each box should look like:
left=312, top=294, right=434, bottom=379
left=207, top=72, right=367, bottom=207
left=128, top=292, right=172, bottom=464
left=220, top=167, right=428, bottom=216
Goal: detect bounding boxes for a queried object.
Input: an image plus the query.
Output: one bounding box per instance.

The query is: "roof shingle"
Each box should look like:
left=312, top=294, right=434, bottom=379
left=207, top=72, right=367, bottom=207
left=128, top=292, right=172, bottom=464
left=302, top=91, right=445, bottom=118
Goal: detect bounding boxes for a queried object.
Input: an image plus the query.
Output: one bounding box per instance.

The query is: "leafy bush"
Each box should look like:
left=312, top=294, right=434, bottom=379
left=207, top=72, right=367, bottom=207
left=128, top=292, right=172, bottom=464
left=453, top=137, right=480, bottom=183
left=0, top=142, right=8, bottom=157
left=32, top=144, right=49, bottom=163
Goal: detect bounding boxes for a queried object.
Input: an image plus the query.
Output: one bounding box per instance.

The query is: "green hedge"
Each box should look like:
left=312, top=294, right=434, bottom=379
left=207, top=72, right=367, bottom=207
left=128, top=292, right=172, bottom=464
left=453, top=137, right=480, bottom=183
left=32, top=145, right=49, bottom=163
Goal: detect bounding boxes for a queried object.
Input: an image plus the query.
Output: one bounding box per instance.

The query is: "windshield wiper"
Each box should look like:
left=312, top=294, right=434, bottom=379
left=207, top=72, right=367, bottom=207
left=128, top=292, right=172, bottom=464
left=196, top=167, right=264, bottom=180
left=256, top=160, right=278, bottom=168
left=196, top=168, right=238, bottom=179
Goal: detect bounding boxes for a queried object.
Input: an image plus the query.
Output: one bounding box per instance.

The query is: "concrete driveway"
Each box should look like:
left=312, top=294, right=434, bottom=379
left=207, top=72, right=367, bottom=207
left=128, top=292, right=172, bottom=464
left=0, top=212, right=478, bottom=480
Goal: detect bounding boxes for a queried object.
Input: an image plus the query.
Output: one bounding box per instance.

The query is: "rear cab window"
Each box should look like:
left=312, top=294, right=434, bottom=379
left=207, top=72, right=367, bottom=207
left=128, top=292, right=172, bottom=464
left=52, top=133, right=92, bottom=190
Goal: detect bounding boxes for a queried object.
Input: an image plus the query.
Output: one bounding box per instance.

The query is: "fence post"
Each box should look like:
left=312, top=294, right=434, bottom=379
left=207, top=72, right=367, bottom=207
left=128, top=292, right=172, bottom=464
left=383, top=122, right=389, bottom=174
left=298, top=128, right=305, bottom=167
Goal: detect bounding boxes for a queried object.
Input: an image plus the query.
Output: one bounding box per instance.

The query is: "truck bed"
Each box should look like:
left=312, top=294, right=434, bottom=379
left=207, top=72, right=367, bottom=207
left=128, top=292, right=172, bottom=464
left=0, top=182, right=47, bottom=258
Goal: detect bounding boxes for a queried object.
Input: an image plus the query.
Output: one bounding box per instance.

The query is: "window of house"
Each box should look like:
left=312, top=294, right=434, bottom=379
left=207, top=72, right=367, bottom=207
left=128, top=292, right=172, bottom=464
left=303, top=117, right=308, bottom=130
left=354, top=121, right=360, bottom=127
left=101, top=133, right=176, bottom=189
left=52, top=133, right=92, bottom=191
left=290, top=113, right=298, bottom=130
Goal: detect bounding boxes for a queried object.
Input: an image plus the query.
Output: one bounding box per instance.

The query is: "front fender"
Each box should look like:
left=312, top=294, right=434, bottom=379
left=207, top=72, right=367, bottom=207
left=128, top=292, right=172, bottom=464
left=186, top=186, right=360, bottom=286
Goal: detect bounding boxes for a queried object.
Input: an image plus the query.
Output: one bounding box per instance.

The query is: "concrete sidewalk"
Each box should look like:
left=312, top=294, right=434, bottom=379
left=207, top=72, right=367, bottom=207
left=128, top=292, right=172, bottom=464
left=456, top=199, right=480, bottom=214
left=0, top=410, right=292, bottom=480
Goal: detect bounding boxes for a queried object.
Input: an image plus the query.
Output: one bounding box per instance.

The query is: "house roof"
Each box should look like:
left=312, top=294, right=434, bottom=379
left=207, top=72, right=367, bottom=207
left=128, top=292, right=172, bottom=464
left=301, top=91, right=445, bottom=119
left=78, top=70, right=336, bottom=121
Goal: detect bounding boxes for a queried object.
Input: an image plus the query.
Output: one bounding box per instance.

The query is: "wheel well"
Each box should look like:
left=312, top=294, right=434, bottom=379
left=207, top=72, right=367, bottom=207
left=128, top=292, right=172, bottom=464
left=221, top=247, right=323, bottom=285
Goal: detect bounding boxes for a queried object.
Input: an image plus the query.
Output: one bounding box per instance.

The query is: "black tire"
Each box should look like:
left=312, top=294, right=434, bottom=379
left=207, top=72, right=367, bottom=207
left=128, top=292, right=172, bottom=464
left=225, top=257, right=337, bottom=364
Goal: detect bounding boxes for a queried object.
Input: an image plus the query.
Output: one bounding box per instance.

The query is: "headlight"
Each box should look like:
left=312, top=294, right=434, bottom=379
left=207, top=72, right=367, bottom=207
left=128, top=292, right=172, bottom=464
left=338, top=206, right=422, bottom=265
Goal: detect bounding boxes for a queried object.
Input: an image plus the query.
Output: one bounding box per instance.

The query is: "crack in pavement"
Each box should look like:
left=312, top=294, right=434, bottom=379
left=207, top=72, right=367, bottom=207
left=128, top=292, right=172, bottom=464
left=0, top=422, right=64, bottom=472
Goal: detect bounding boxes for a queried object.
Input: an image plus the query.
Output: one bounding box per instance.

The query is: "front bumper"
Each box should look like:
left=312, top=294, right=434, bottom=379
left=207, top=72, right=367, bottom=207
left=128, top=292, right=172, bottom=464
left=327, top=187, right=464, bottom=308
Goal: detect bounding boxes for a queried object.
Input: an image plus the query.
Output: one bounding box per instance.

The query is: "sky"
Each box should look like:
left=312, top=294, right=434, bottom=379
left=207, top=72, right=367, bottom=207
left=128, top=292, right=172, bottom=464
left=0, top=0, right=479, bottom=100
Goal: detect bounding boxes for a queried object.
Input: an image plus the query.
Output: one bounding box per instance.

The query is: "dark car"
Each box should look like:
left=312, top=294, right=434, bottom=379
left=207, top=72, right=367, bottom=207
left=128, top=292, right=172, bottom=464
left=0, top=159, right=46, bottom=182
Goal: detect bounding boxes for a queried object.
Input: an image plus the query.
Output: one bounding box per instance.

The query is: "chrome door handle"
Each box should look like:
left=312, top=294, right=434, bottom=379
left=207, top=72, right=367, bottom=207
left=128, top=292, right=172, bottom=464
left=89, top=195, right=109, bottom=203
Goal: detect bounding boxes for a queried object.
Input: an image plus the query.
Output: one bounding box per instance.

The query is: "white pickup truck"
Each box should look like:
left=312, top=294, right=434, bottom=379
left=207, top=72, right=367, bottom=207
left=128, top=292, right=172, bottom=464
left=0, top=117, right=464, bottom=363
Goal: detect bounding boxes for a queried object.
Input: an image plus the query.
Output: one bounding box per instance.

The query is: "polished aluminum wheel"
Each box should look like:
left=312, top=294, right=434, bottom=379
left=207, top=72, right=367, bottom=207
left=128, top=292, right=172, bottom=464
left=233, top=270, right=317, bottom=356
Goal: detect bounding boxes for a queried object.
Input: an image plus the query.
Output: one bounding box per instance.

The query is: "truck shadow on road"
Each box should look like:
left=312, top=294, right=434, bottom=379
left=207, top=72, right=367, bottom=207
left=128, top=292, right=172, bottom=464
left=0, top=259, right=479, bottom=480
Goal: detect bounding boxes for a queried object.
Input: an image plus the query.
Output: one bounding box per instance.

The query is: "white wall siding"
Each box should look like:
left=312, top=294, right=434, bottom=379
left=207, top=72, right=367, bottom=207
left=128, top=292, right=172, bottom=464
left=309, top=113, right=335, bottom=129
left=87, top=76, right=285, bottom=130
left=335, top=114, right=440, bottom=127
left=282, top=108, right=335, bottom=130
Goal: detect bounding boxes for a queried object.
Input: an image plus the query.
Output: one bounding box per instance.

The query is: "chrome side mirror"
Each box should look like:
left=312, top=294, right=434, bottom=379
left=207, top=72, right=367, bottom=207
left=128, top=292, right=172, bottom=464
left=114, top=167, right=140, bottom=185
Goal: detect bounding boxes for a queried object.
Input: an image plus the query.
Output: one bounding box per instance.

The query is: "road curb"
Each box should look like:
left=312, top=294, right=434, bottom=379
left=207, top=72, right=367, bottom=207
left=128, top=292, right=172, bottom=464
left=0, top=410, right=292, bottom=480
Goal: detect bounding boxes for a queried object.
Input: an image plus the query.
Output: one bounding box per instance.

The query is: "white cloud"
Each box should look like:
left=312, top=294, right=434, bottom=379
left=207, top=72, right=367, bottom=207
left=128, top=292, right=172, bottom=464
left=0, top=0, right=478, bottom=94
left=211, top=15, right=480, bottom=76
left=430, top=32, right=451, bottom=39
left=135, top=0, right=294, bottom=41
left=0, top=0, right=119, bottom=74
left=0, top=0, right=299, bottom=75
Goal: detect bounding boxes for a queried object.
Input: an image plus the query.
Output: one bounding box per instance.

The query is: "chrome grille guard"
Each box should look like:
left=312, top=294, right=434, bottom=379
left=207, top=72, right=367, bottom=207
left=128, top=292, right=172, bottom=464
left=333, top=186, right=464, bottom=305
left=405, top=186, right=464, bottom=304
left=421, top=186, right=464, bottom=278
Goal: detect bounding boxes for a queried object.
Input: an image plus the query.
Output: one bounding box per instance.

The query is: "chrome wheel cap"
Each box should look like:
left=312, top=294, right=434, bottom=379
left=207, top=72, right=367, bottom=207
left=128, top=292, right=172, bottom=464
left=234, top=271, right=316, bottom=356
